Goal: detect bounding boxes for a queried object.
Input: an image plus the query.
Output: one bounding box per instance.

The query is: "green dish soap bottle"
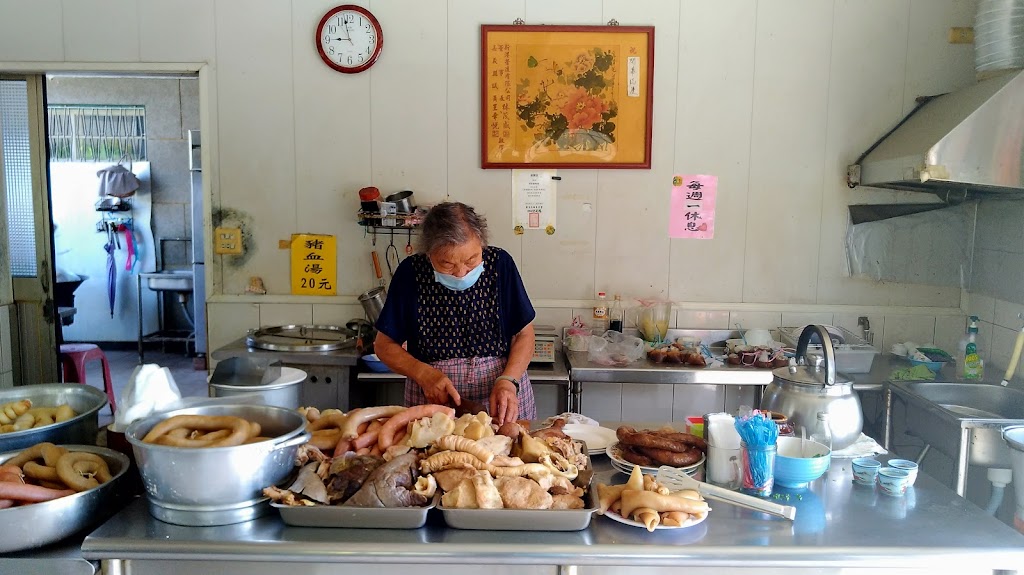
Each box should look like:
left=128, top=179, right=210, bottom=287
left=960, top=316, right=983, bottom=380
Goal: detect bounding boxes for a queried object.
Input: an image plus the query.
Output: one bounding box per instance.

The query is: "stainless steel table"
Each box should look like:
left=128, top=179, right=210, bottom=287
left=82, top=432, right=1024, bottom=573
left=0, top=538, right=97, bottom=575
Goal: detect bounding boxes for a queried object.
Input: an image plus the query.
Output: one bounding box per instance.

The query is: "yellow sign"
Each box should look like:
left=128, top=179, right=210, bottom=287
left=290, top=234, right=337, bottom=295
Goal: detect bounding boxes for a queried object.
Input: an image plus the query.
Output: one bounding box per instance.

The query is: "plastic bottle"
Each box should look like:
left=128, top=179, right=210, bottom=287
left=592, top=292, right=609, bottom=333
left=808, top=412, right=832, bottom=465
left=608, top=294, right=624, bottom=332
left=961, top=316, right=984, bottom=380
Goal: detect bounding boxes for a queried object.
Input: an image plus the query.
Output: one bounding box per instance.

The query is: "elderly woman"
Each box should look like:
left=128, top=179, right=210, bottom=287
left=373, top=202, right=536, bottom=423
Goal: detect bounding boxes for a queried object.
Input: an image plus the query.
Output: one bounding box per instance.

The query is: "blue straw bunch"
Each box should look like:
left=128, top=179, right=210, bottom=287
left=735, top=410, right=779, bottom=489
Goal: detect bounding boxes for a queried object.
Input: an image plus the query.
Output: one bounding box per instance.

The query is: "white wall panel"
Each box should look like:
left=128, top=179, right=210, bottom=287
left=138, top=0, right=215, bottom=63
left=62, top=0, right=141, bottom=62
left=292, top=0, right=375, bottom=297
left=522, top=172, right=597, bottom=300
left=743, top=0, right=832, bottom=304
left=0, top=0, right=63, bottom=61
left=668, top=0, right=756, bottom=303
left=595, top=0, right=678, bottom=300
left=369, top=0, right=447, bottom=200
left=446, top=0, right=525, bottom=266
left=214, top=0, right=297, bottom=295
left=816, top=0, right=909, bottom=308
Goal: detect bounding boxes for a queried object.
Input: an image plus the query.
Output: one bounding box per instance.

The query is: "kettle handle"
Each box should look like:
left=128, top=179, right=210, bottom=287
left=795, top=324, right=836, bottom=386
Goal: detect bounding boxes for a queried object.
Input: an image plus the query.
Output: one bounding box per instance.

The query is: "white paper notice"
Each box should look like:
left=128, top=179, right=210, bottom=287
left=512, top=170, right=557, bottom=234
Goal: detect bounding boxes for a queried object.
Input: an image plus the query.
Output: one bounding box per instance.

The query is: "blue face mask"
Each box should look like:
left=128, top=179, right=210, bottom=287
left=434, top=261, right=484, bottom=291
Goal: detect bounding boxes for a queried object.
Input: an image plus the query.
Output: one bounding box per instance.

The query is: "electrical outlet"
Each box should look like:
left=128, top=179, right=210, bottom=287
left=214, top=227, right=243, bottom=255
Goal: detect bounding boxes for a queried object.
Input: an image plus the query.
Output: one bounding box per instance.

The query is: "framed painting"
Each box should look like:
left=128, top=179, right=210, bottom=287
left=481, top=25, right=655, bottom=170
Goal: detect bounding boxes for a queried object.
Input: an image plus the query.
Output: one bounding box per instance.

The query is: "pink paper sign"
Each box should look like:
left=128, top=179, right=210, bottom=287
left=669, top=174, right=717, bottom=239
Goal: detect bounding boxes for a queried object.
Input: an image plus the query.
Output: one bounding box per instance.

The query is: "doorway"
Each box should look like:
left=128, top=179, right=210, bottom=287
left=0, top=65, right=208, bottom=389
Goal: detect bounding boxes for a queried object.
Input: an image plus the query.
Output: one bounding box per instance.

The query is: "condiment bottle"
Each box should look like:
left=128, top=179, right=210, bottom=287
left=608, top=294, right=624, bottom=332
left=592, top=292, right=609, bottom=333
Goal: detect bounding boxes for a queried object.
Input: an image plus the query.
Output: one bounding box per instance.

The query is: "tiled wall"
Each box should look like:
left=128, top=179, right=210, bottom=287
left=972, top=200, right=1024, bottom=306
left=966, top=292, right=1024, bottom=385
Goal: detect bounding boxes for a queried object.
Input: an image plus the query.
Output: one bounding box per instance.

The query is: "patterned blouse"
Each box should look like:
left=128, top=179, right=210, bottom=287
left=375, top=246, right=535, bottom=363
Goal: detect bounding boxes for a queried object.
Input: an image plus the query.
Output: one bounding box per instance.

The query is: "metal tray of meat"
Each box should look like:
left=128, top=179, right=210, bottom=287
left=272, top=494, right=437, bottom=529
left=439, top=485, right=597, bottom=531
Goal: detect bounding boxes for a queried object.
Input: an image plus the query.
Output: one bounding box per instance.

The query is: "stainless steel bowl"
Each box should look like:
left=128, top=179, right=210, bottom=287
left=385, top=190, right=415, bottom=214
left=0, top=384, right=107, bottom=452
left=0, top=444, right=130, bottom=553
left=125, top=404, right=309, bottom=525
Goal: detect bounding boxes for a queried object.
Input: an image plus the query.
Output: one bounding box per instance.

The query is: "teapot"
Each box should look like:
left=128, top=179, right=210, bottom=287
left=634, top=301, right=671, bottom=342
left=760, top=325, right=863, bottom=450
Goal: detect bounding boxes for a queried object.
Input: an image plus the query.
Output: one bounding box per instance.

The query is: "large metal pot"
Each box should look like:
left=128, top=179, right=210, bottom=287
left=0, top=384, right=107, bottom=452
left=208, top=366, right=306, bottom=409
left=0, top=444, right=130, bottom=553
left=761, top=325, right=863, bottom=450
left=125, top=404, right=309, bottom=526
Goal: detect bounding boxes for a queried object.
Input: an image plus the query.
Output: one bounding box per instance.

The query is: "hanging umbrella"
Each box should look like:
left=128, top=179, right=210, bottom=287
left=104, top=231, right=116, bottom=318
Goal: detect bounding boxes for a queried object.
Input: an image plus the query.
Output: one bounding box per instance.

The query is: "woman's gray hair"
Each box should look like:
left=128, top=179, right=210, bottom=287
left=419, top=202, right=489, bottom=255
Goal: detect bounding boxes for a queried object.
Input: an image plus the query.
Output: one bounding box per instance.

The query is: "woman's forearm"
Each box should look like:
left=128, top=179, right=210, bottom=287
left=374, top=332, right=434, bottom=383
left=502, top=323, right=535, bottom=380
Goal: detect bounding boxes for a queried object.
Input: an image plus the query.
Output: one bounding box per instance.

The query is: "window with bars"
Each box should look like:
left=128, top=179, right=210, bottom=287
left=47, top=105, right=146, bottom=162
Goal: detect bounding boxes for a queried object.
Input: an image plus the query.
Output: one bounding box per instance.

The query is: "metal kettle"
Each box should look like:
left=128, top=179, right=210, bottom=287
left=760, top=325, right=863, bottom=450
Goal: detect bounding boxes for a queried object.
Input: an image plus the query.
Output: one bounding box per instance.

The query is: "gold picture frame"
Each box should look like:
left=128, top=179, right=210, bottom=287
left=481, top=24, right=655, bottom=169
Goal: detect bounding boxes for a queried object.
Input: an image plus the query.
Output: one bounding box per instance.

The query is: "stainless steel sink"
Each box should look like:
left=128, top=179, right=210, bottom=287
left=141, top=270, right=194, bottom=292
left=889, top=380, right=1024, bottom=495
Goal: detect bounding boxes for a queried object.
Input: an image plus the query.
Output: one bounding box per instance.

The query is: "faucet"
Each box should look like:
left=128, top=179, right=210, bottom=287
left=857, top=316, right=873, bottom=346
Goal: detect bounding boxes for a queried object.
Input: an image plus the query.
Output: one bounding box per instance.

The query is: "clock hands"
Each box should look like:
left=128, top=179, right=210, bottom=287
left=342, top=20, right=354, bottom=44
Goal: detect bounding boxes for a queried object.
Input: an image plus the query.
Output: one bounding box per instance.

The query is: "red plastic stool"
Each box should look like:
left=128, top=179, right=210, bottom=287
left=59, top=343, right=116, bottom=415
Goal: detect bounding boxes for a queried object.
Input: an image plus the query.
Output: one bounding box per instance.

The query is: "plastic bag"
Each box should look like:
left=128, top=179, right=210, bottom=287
left=588, top=330, right=645, bottom=366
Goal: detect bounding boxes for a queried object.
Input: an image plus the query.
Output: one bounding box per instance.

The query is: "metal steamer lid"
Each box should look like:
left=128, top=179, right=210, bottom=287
left=773, top=324, right=853, bottom=387
left=246, top=324, right=356, bottom=352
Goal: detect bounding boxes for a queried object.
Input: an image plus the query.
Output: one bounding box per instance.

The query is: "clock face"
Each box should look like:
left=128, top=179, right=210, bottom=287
left=316, top=5, right=383, bottom=73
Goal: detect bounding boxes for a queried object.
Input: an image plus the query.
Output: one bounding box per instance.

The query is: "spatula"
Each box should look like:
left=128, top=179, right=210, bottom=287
left=655, top=465, right=796, bottom=521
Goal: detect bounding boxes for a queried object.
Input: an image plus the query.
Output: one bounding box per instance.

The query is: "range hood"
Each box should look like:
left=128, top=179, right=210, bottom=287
left=848, top=69, right=1024, bottom=199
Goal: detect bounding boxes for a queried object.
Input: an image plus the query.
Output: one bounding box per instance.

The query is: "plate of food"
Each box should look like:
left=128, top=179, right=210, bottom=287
left=608, top=443, right=704, bottom=476
left=604, top=507, right=708, bottom=530
left=596, top=465, right=710, bottom=532
left=561, top=424, right=617, bottom=455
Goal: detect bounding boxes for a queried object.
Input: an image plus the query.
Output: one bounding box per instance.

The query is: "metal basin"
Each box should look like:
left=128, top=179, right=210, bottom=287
left=890, top=381, right=1024, bottom=468
left=141, top=270, right=193, bottom=292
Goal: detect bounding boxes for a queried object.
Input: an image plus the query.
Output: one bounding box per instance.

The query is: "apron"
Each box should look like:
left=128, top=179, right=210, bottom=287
left=404, top=356, right=536, bottom=420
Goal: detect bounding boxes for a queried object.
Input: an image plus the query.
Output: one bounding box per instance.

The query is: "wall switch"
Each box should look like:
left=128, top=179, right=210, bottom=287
left=214, top=227, right=243, bottom=255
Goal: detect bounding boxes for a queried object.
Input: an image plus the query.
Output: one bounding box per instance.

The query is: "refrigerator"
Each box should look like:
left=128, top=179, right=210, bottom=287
left=189, top=130, right=207, bottom=359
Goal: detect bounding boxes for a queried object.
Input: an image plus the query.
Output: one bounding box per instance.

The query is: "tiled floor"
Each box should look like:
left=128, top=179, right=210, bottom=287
left=77, top=348, right=209, bottom=428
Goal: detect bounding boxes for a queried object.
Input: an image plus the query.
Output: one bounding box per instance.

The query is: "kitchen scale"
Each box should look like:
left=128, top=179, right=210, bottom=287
left=246, top=324, right=356, bottom=352
left=532, top=325, right=559, bottom=363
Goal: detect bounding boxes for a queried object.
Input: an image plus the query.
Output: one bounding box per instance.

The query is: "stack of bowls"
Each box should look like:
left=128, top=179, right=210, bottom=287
left=126, top=404, right=309, bottom=526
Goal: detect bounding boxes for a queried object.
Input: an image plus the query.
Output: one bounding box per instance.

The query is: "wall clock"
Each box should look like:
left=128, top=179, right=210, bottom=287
left=316, top=5, right=383, bottom=73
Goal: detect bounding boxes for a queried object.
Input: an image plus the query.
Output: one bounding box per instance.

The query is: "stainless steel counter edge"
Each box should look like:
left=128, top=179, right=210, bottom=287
left=80, top=452, right=1024, bottom=570
left=80, top=533, right=1021, bottom=569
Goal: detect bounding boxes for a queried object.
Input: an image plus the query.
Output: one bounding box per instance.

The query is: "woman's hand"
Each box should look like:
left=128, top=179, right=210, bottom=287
left=419, top=368, right=462, bottom=406
left=490, top=379, right=519, bottom=424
